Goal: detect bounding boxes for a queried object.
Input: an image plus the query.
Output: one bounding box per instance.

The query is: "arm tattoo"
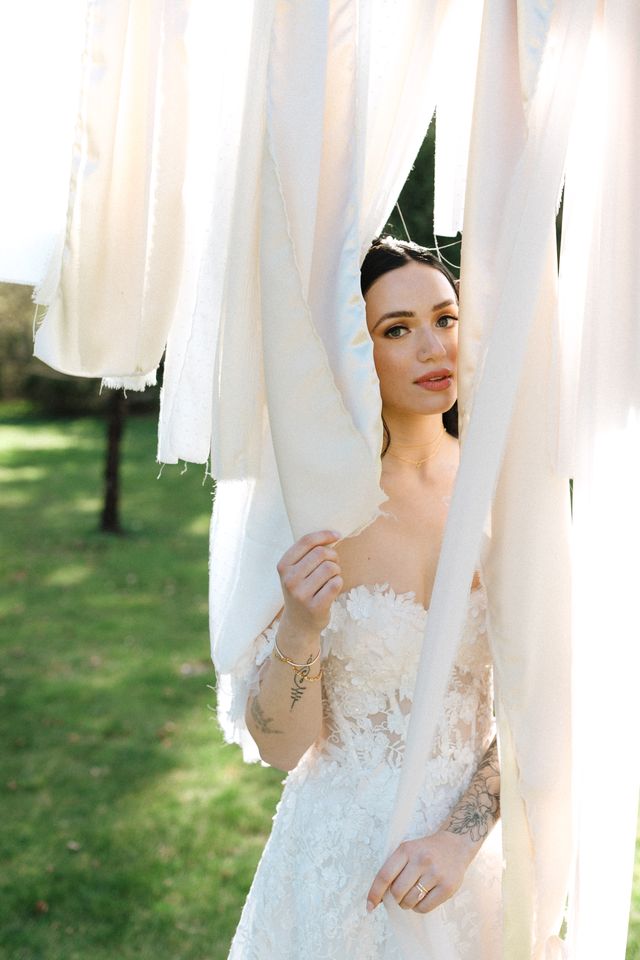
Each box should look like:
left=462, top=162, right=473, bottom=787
left=445, top=737, right=500, bottom=843
left=250, top=697, right=283, bottom=735
left=289, top=665, right=311, bottom=710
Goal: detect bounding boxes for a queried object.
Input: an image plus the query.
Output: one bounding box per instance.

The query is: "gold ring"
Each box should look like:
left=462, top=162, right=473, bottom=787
left=415, top=880, right=430, bottom=899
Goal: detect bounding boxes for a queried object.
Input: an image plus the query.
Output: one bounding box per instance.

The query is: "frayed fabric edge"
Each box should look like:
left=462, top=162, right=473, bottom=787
left=100, top=371, right=158, bottom=392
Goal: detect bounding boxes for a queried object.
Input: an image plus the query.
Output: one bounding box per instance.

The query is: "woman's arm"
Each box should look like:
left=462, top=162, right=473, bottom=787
left=245, top=529, right=343, bottom=771
left=245, top=615, right=326, bottom=770
left=366, top=736, right=500, bottom=914
left=441, top=736, right=500, bottom=847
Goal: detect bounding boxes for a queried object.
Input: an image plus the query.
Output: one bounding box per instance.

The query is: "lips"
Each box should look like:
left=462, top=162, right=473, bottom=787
left=414, top=369, right=453, bottom=384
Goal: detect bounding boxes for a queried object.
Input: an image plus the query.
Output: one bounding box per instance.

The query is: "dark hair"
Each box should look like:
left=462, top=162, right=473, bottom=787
left=360, top=235, right=459, bottom=454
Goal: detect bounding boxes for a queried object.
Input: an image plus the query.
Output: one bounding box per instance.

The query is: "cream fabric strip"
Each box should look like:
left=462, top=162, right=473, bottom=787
left=0, top=1, right=84, bottom=287
left=384, top=3, right=595, bottom=957
left=433, top=0, right=483, bottom=239
left=155, top=2, right=256, bottom=463
left=210, top=0, right=469, bottom=757
left=516, top=0, right=555, bottom=113
left=32, top=0, right=190, bottom=381
left=161, top=0, right=453, bottom=467
left=558, top=3, right=640, bottom=955
left=211, top=0, right=386, bottom=711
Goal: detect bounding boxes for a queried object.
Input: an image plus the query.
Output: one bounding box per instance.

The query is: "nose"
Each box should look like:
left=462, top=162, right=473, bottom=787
left=417, top=325, right=448, bottom=362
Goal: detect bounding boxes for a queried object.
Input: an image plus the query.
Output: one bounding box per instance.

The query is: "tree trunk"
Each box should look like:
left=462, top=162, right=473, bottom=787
left=100, top=389, right=126, bottom=533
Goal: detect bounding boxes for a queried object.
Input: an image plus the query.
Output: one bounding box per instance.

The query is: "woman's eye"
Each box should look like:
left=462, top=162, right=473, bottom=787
left=435, top=314, right=458, bottom=328
left=384, top=324, right=408, bottom=338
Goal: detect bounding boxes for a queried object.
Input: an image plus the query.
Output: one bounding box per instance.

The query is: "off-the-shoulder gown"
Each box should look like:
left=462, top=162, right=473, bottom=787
left=227, top=581, right=502, bottom=959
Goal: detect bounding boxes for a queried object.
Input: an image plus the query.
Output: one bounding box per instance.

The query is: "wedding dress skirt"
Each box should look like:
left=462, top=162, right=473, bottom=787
left=227, top=582, right=503, bottom=959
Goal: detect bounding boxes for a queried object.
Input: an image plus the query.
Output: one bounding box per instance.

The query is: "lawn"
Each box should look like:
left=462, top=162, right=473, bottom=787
left=0, top=404, right=283, bottom=960
left=1, top=403, right=638, bottom=959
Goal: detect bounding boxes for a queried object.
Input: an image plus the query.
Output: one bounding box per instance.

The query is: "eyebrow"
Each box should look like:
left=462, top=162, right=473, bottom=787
left=371, top=299, right=457, bottom=332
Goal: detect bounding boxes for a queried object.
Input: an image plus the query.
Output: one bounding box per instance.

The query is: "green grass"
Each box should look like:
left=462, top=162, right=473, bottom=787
left=0, top=403, right=283, bottom=960
left=1, top=402, right=638, bottom=959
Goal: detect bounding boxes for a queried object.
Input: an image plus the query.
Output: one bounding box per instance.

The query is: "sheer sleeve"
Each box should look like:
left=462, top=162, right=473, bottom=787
left=435, top=579, right=495, bottom=778
left=214, top=613, right=283, bottom=764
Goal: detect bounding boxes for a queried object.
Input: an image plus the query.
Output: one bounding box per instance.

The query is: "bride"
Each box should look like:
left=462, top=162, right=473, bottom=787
left=225, top=236, right=503, bottom=958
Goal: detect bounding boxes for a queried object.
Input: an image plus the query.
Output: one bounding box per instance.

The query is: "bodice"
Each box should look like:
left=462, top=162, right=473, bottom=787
left=316, top=583, right=493, bottom=778
left=249, top=581, right=495, bottom=835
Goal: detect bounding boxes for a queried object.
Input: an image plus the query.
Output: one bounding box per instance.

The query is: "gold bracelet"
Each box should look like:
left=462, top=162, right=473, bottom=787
left=299, top=667, right=323, bottom=682
left=273, top=636, right=321, bottom=670
left=290, top=663, right=323, bottom=683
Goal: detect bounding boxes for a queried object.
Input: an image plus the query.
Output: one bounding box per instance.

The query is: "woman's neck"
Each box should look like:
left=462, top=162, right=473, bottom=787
left=380, top=409, right=455, bottom=481
left=382, top=410, right=445, bottom=453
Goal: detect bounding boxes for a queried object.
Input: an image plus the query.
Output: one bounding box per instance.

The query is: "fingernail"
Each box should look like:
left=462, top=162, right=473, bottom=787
left=331, top=530, right=342, bottom=539
left=366, top=901, right=375, bottom=913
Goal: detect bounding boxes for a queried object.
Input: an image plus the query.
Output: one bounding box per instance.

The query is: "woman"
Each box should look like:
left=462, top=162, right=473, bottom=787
left=226, top=236, right=503, bottom=958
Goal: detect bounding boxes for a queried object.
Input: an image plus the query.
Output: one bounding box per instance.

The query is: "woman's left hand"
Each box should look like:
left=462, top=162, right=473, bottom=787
left=366, top=829, right=474, bottom=915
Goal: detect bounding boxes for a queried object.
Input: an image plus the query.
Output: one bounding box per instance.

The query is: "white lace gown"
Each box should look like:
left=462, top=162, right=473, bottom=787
left=227, top=582, right=503, bottom=959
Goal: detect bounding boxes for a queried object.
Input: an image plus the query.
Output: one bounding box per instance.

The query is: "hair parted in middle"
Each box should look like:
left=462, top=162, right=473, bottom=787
left=360, top=235, right=459, bottom=453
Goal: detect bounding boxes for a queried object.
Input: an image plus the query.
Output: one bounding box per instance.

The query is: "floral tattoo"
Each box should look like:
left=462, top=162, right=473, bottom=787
left=445, top=737, right=500, bottom=843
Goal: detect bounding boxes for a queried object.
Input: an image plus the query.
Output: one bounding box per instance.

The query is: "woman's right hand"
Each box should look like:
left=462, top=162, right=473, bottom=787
left=277, top=530, right=343, bottom=635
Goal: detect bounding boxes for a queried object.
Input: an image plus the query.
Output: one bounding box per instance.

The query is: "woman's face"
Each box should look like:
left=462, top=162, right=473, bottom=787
left=364, top=261, right=458, bottom=417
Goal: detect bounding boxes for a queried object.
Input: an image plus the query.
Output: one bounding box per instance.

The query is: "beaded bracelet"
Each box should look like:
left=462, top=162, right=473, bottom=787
left=273, top=636, right=323, bottom=682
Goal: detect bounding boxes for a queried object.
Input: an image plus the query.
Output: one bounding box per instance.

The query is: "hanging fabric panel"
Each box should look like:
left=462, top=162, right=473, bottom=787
left=155, top=1, right=256, bottom=464
left=31, top=0, right=191, bottom=385
left=557, top=2, right=640, bottom=956
left=160, top=0, right=457, bottom=467
left=432, top=0, right=484, bottom=238
left=4, top=1, right=638, bottom=955
left=383, top=3, right=595, bottom=957
left=0, top=1, right=84, bottom=287
left=209, top=0, right=471, bottom=762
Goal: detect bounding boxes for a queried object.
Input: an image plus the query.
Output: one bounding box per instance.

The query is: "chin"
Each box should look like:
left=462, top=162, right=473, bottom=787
left=417, top=393, right=457, bottom=413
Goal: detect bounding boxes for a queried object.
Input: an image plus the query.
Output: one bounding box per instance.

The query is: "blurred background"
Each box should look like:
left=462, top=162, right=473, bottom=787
left=1, top=127, right=637, bottom=960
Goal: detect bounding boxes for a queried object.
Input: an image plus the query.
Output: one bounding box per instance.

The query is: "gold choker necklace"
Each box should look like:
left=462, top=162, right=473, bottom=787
left=388, top=429, right=446, bottom=466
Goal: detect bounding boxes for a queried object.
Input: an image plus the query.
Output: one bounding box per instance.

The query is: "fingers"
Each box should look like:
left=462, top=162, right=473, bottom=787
left=368, top=867, right=450, bottom=915
left=367, top=839, right=461, bottom=915
left=278, top=534, right=343, bottom=603
left=281, top=552, right=342, bottom=602
left=389, top=865, right=433, bottom=911
left=276, top=530, right=344, bottom=632
left=412, top=881, right=455, bottom=914
left=278, top=530, right=341, bottom=572
left=397, top=876, right=436, bottom=911
left=303, top=558, right=342, bottom=595
left=306, top=571, right=343, bottom=607
left=366, top=848, right=409, bottom=912
left=295, top=546, right=340, bottom=585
